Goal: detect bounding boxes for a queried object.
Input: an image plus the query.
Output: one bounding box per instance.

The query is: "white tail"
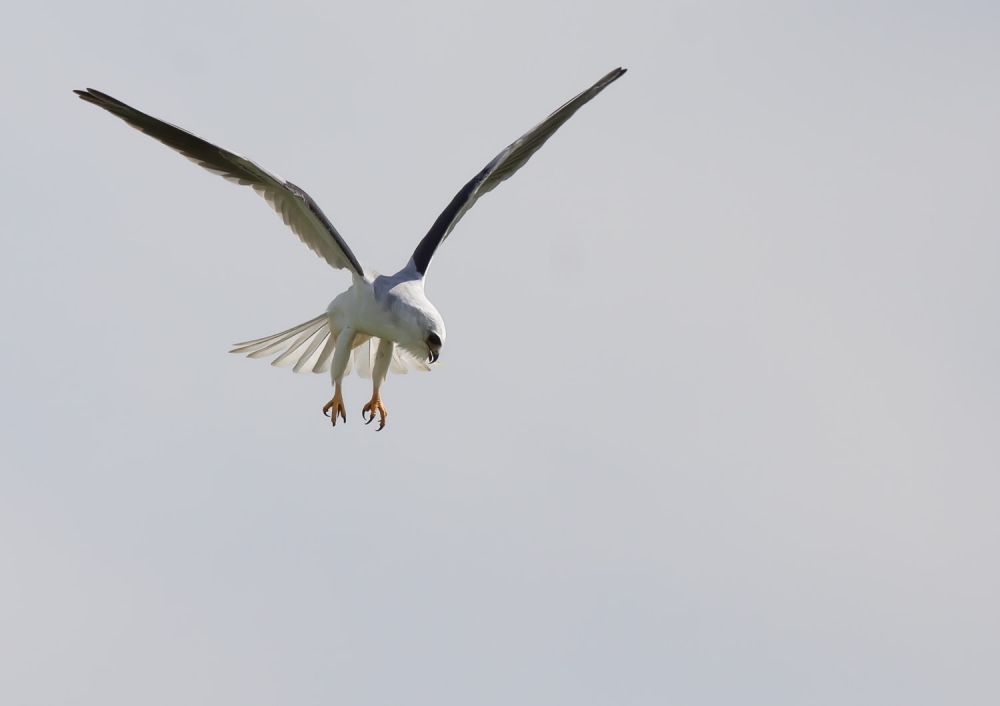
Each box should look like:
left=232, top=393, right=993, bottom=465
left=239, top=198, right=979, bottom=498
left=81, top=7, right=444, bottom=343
left=229, top=314, right=430, bottom=376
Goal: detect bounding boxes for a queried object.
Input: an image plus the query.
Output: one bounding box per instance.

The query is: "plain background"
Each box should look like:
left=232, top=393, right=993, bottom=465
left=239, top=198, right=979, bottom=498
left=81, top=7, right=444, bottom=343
left=2, top=1, right=998, bottom=704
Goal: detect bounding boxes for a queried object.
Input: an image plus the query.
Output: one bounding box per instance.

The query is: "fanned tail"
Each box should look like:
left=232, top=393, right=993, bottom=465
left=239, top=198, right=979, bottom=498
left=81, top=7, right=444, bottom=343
left=230, top=314, right=431, bottom=376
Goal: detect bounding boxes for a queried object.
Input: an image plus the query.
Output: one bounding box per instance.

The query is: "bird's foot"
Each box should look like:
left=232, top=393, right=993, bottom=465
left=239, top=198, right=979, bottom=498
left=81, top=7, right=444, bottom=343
left=362, top=390, right=388, bottom=431
left=322, top=389, right=347, bottom=425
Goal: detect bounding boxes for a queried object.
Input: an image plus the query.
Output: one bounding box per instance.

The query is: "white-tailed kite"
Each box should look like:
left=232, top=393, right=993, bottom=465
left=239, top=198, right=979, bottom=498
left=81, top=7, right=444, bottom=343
left=76, top=68, right=626, bottom=430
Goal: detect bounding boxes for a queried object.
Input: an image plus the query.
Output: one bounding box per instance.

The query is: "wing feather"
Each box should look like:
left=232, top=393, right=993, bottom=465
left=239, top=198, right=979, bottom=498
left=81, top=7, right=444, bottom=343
left=409, top=68, right=626, bottom=274
left=74, top=88, right=366, bottom=278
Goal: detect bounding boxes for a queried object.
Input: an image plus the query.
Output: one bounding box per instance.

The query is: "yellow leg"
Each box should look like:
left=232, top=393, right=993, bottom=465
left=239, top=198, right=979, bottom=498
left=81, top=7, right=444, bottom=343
left=322, top=382, right=347, bottom=425
left=362, top=388, right=388, bottom=431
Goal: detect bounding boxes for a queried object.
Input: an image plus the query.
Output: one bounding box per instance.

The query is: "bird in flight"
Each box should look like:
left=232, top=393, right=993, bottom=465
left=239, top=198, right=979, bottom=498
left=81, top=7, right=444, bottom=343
left=75, top=68, right=626, bottom=430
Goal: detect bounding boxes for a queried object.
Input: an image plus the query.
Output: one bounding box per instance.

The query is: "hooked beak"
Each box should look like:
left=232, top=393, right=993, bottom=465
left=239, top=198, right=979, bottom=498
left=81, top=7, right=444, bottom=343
left=428, top=350, right=439, bottom=364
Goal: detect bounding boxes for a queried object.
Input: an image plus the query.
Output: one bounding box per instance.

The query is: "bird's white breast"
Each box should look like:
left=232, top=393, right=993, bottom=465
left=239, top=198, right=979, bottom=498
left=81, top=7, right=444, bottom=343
left=327, top=275, right=437, bottom=347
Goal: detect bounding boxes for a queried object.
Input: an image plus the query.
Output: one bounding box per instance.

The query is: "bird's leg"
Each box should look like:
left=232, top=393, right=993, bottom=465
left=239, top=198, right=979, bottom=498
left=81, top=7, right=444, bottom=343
left=323, top=328, right=357, bottom=427
left=323, top=380, right=347, bottom=425
left=362, top=388, right=387, bottom=430
left=361, top=338, right=394, bottom=431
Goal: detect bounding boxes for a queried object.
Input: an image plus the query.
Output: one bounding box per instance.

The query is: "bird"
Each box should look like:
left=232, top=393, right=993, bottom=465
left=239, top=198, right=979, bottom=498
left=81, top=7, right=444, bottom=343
left=75, top=68, right=626, bottom=430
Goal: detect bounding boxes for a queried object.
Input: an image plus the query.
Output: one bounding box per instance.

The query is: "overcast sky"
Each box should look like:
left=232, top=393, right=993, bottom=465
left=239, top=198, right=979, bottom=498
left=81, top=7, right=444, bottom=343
left=2, top=1, right=999, bottom=704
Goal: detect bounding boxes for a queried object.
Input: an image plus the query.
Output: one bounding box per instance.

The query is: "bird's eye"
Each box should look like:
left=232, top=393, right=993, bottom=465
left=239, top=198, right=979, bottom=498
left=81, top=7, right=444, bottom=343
left=427, top=332, right=442, bottom=347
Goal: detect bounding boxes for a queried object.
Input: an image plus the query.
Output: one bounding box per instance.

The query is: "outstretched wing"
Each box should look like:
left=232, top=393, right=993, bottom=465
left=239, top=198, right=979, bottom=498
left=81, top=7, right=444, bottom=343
left=409, top=67, right=626, bottom=275
left=74, top=88, right=366, bottom=278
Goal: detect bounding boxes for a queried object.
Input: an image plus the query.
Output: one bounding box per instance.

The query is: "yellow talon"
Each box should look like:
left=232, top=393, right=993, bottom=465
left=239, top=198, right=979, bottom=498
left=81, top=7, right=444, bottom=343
left=362, top=389, right=388, bottom=431
left=322, top=387, right=347, bottom=426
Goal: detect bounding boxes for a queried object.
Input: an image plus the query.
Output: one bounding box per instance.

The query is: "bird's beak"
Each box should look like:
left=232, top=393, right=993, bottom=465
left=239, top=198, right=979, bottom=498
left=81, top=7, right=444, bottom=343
left=428, top=351, right=439, bottom=364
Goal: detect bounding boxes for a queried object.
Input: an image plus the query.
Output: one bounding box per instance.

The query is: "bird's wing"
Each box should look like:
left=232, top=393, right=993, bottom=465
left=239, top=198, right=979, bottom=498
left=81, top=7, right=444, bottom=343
left=409, top=67, right=626, bottom=275
left=74, top=89, right=366, bottom=278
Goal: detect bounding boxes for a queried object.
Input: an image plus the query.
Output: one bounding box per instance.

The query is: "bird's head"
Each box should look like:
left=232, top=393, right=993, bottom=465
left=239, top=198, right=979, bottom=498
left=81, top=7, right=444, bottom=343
left=410, top=291, right=445, bottom=364
left=425, top=329, right=444, bottom=364
left=387, top=274, right=446, bottom=364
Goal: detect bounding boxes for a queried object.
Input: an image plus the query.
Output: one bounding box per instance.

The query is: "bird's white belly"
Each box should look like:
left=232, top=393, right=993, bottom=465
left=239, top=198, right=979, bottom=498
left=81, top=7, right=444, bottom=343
left=326, top=283, right=409, bottom=343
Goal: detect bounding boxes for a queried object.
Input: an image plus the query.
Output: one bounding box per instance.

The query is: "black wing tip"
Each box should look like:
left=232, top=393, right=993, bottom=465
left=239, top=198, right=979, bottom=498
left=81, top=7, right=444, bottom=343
left=74, top=88, right=127, bottom=111
left=606, top=67, right=627, bottom=84
left=74, top=88, right=99, bottom=104
left=591, top=67, right=627, bottom=93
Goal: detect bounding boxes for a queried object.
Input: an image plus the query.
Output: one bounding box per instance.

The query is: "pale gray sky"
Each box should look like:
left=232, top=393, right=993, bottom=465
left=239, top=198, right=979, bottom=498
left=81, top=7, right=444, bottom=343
left=2, top=1, right=999, bottom=704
